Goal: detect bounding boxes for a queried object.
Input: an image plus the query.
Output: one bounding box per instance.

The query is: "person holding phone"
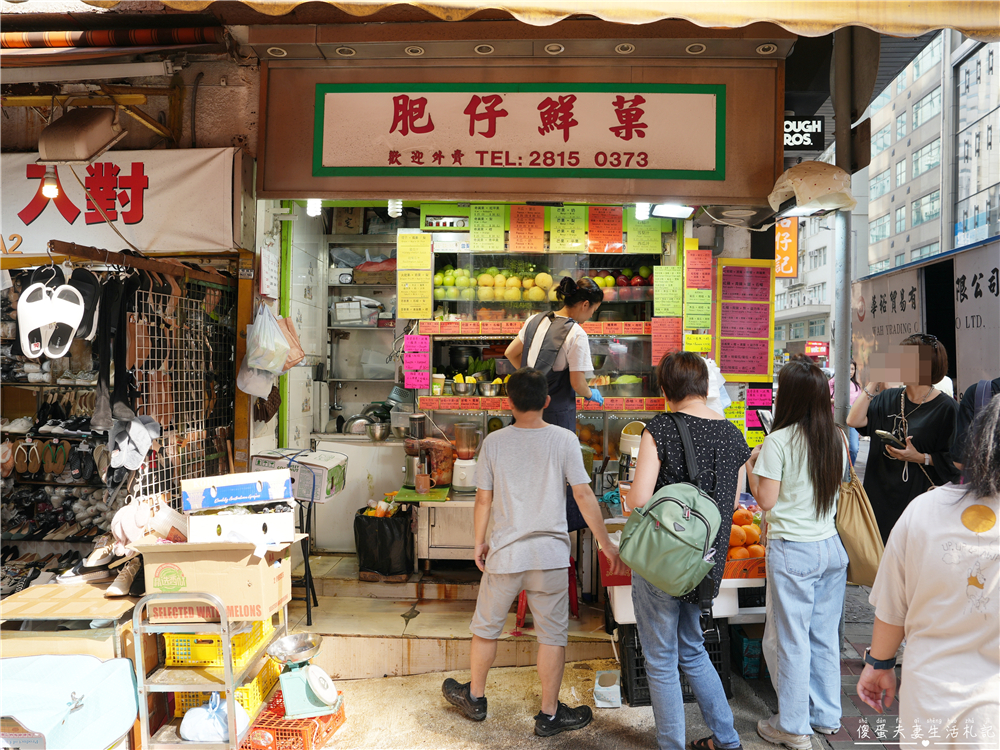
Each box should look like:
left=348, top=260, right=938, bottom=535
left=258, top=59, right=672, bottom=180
left=846, top=334, right=960, bottom=543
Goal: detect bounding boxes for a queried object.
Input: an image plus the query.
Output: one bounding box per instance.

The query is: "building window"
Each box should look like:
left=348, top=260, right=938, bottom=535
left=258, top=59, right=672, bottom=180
left=894, top=253, right=906, bottom=266
left=869, top=259, right=891, bottom=274
left=913, top=33, right=942, bottom=79
left=870, top=170, right=891, bottom=199
left=873, top=125, right=892, bottom=155
left=806, top=282, right=828, bottom=304
left=895, top=159, right=907, bottom=187
left=790, top=321, right=806, bottom=340
left=774, top=325, right=785, bottom=342
left=871, top=89, right=891, bottom=114
left=896, top=111, right=907, bottom=139
left=913, top=87, right=942, bottom=129
left=912, top=138, right=942, bottom=176
left=808, top=318, right=826, bottom=337
left=808, top=247, right=828, bottom=270
left=775, top=293, right=787, bottom=311
left=895, top=69, right=907, bottom=95
left=869, top=214, right=891, bottom=243
left=809, top=217, right=822, bottom=236
left=912, top=190, right=941, bottom=226
left=912, top=241, right=941, bottom=260
left=895, top=206, right=906, bottom=234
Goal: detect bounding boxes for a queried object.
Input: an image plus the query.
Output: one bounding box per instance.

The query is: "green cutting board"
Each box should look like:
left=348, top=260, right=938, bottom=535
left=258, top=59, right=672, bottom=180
left=395, top=486, right=451, bottom=503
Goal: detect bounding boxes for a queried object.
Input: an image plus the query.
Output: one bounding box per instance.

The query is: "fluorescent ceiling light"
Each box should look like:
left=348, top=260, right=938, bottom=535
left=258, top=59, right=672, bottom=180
left=2, top=60, right=177, bottom=85
left=774, top=198, right=830, bottom=219
left=634, top=203, right=651, bottom=221
left=306, top=199, right=322, bottom=217
left=651, top=203, right=694, bottom=219
left=387, top=199, right=403, bottom=218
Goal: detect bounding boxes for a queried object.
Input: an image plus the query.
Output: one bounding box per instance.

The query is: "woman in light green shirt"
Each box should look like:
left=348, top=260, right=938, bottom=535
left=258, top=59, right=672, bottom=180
left=746, top=360, right=849, bottom=750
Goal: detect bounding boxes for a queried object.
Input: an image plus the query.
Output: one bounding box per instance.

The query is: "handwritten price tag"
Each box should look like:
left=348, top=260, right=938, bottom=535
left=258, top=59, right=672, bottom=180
left=576, top=398, right=585, bottom=410
left=404, top=334, right=430, bottom=352
left=582, top=322, right=602, bottom=335
left=419, top=321, right=440, bottom=335
left=643, top=322, right=653, bottom=335
left=459, top=397, right=481, bottom=410
left=724, top=401, right=746, bottom=419
left=684, top=333, right=713, bottom=352
left=403, top=352, right=430, bottom=370
left=583, top=399, right=603, bottom=411
left=404, top=371, right=430, bottom=389
left=746, top=388, right=773, bottom=408
left=500, top=398, right=512, bottom=411
left=439, top=397, right=461, bottom=410
left=439, top=321, right=461, bottom=335
left=746, top=410, right=762, bottom=430
left=481, top=398, right=502, bottom=410
left=746, top=431, right=766, bottom=447
left=460, top=322, right=482, bottom=335
left=481, top=322, right=503, bottom=335
left=623, top=321, right=645, bottom=335
left=501, top=322, right=522, bottom=335
left=645, top=398, right=665, bottom=412
left=624, top=398, right=645, bottom=412
left=419, top=396, right=441, bottom=410
left=602, top=322, right=623, bottom=335
left=603, top=398, right=624, bottom=411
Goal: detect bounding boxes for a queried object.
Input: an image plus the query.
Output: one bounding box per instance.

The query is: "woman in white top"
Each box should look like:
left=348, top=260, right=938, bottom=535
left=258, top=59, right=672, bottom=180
left=747, top=359, right=849, bottom=750
left=505, top=276, right=603, bottom=530
left=857, top=396, right=999, bottom=749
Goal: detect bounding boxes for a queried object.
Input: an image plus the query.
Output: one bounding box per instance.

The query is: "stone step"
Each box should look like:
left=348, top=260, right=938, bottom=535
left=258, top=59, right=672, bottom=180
left=294, top=554, right=481, bottom=600
left=287, top=595, right=614, bottom=680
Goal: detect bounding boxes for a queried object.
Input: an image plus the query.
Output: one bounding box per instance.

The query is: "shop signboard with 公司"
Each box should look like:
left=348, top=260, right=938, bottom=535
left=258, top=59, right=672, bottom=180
left=851, top=267, right=922, bottom=387
left=952, top=241, right=1000, bottom=391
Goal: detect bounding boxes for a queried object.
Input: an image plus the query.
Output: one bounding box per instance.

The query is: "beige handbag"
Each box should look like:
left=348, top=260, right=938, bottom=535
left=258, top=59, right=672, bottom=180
left=836, top=430, right=885, bottom=587
left=277, top=316, right=305, bottom=372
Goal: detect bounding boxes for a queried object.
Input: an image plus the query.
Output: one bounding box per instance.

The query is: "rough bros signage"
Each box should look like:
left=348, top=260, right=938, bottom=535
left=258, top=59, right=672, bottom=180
left=783, top=117, right=825, bottom=150
left=314, top=83, right=725, bottom=180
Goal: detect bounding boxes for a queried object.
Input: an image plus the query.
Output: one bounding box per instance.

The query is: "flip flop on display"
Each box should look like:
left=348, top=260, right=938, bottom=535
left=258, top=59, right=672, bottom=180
left=17, top=282, right=54, bottom=359
left=44, top=284, right=86, bottom=359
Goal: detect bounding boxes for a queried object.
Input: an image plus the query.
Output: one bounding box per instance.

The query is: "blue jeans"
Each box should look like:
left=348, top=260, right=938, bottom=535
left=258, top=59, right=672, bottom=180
left=632, top=574, right=741, bottom=750
left=762, top=536, right=848, bottom=736
left=847, top=427, right=860, bottom=466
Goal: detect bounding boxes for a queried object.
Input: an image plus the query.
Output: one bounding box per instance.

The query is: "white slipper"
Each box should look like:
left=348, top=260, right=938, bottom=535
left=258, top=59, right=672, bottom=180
left=17, top=282, right=54, bottom=360
left=44, top=284, right=85, bottom=359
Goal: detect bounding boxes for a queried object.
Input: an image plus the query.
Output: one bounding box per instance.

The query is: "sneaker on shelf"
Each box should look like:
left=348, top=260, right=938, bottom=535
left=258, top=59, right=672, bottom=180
left=85, top=534, right=115, bottom=567
left=55, top=561, right=115, bottom=585
left=441, top=679, right=487, bottom=722
left=757, top=716, right=813, bottom=750
left=3, top=418, right=34, bottom=434
left=533, top=703, right=593, bottom=737
left=105, top=557, right=141, bottom=598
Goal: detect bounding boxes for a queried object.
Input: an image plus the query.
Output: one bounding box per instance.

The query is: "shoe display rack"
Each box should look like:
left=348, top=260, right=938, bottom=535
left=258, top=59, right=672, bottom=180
left=133, top=591, right=288, bottom=750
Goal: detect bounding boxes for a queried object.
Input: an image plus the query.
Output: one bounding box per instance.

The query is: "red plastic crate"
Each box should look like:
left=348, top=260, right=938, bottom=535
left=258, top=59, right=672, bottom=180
left=240, top=690, right=345, bottom=750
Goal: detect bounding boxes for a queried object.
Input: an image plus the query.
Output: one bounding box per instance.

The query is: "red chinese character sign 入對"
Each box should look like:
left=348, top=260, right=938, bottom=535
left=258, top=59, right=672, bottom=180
left=315, top=84, right=724, bottom=180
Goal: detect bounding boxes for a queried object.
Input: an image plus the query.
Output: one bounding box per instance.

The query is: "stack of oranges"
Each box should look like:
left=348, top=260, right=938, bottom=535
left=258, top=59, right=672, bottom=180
left=576, top=422, right=605, bottom=461
left=727, top=507, right=765, bottom=560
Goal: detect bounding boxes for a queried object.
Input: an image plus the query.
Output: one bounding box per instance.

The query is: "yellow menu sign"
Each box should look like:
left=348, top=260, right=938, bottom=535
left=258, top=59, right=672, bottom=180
left=397, top=270, right=433, bottom=319
left=550, top=206, right=587, bottom=252
left=397, top=232, right=432, bottom=270
left=653, top=265, right=682, bottom=317
left=470, top=204, right=505, bottom=253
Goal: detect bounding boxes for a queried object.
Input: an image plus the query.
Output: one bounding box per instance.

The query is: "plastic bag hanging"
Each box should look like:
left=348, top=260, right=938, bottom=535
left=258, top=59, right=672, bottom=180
left=245, top=303, right=290, bottom=374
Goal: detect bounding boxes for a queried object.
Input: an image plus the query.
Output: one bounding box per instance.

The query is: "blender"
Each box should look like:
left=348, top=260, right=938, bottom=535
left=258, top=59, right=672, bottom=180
left=452, top=422, right=482, bottom=494
left=266, top=633, right=341, bottom=719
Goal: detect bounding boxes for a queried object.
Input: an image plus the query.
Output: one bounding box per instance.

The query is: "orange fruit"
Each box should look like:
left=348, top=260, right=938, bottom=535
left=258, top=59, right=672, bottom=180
left=741, top=524, right=760, bottom=545
left=727, top=546, right=750, bottom=561
left=746, top=544, right=765, bottom=558
left=733, top=508, right=754, bottom=526
left=580, top=426, right=593, bottom=441
left=729, top=524, right=746, bottom=547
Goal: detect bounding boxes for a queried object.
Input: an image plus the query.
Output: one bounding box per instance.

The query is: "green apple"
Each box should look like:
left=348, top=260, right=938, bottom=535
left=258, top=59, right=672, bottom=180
left=433, top=287, right=447, bottom=300
left=443, top=276, right=456, bottom=286
left=621, top=268, right=634, bottom=278
left=486, top=266, right=500, bottom=276
left=433, top=273, right=444, bottom=286
left=445, top=288, right=460, bottom=300
left=455, top=276, right=471, bottom=288
left=441, top=264, right=455, bottom=272
left=639, top=266, right=653, bottom=279
left=460, top=288, right=476, bottom=301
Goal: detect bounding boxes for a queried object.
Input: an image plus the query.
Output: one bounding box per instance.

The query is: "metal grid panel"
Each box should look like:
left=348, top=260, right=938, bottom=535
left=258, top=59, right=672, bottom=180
left=130, top=282, right=235, bottom=510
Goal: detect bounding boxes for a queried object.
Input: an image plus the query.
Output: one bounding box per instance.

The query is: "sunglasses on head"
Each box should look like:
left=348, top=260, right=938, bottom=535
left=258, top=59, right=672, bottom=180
left=910, top=333, right=939, bottom=351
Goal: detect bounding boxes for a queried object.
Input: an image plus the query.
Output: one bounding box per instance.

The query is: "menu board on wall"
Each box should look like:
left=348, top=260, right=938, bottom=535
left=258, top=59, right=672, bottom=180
left=626, top=207, right=663, bottom=255
left=683, top=288, right=712, bottom=329
left=651, top=317, right=682, bottom=364
left=397, top=231, right=433, bottom=269
left=470, top=204, right=505, bottom=252
left=684, top=248, right=712, bottom=290
left=716, top=259, right=775, bottom=382
left=587, top=206, right=623, bottom=253
left=550, top=206, right=587, bottom=252
left=653, top=265, right=682, bottom=317
left=508, top=205, right=545, bottom=253
left=397, top=270, right=433, bottom=319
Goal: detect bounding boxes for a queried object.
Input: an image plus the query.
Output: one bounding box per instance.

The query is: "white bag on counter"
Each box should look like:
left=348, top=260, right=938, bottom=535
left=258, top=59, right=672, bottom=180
left=246, top=303, right=290, bottom=374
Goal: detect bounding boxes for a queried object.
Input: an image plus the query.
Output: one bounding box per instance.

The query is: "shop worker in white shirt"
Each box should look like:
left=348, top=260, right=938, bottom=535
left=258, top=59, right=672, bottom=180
left=442, top=367, right=627, bottom=737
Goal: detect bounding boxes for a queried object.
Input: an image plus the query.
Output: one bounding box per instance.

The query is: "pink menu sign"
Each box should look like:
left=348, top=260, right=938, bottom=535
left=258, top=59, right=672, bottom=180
left=404, top=371, right=430, bottom=389
left=720, top=302, right=770, bottom=338
left=404, top=335, right=430, bottom=352
left=721, top=266, right=771, bottom=302
left=720, top=339, right=769, bottom=376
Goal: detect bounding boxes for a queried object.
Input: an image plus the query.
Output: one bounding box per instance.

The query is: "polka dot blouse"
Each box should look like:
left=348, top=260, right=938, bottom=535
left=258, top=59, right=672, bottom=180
left=643, top=413, right=752, bottom=603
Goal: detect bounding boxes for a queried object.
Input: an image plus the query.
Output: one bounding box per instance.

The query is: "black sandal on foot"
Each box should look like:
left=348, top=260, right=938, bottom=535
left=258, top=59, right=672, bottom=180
left=692, top=738, right=743, bottom=750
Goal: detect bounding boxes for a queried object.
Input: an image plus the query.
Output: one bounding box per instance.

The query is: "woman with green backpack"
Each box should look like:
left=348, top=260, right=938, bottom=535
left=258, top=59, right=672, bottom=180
left=747, top=359, right=849, bottom=749
left=627, top=351, right=751, bottom=750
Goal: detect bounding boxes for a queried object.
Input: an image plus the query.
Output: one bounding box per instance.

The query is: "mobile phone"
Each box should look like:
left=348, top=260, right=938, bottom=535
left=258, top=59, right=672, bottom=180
left=756, top=409, right=774, bottom=435
left=875, top=429, right=906, bottom=449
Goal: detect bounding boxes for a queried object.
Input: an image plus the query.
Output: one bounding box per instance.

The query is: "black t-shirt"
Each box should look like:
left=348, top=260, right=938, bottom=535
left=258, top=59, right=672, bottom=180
left=858, top=387, right=960, bottom=543
left=642, top=413, right=751, bottom=603
left=952, top=378, right=1000, bottom=463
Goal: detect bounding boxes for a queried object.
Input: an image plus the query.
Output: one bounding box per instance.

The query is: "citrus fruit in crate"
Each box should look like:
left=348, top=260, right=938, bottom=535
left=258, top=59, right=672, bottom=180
left=733, top=508, right=754, bottom=526
left=727, top=547, right=750, bottom=561
left=746, top=544, right=765, bottom=558
left=729, top=525, right=746, bottom=547
left=741, top=524, right=760, bottom=546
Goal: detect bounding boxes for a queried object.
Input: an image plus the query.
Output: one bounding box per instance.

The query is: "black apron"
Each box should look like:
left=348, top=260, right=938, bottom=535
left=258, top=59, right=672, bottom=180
left=522, top=313, right=588, bottom=532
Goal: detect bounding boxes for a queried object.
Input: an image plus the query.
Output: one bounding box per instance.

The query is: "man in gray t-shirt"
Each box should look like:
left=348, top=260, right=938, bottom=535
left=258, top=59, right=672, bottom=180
left=442, top=368, right=626, bottom=737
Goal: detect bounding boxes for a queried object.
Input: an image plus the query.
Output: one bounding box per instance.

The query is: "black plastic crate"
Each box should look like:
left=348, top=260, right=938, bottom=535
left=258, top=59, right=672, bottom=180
left=619, top=620, right=732, bottom=707
left=737, top=584, right=767, bottom=609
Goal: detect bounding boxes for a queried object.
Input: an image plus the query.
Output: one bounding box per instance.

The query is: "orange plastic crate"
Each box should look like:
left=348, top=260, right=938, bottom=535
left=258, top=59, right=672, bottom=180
left=240, top=690, right=346, bottom=750
left=173, top=658, right=280, bottom=718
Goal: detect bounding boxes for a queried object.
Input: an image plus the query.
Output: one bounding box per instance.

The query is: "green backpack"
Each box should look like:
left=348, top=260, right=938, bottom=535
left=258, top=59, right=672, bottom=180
left=619, top=413, right=722, bottom=599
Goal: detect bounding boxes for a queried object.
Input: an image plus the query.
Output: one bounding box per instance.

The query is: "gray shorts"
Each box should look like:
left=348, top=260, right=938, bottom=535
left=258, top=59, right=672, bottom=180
left=470, top=568, right=569, bottom=647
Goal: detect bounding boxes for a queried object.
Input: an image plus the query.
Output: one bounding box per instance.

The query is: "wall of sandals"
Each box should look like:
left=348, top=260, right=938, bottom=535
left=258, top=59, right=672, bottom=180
left=1, top=259, right=236, bottom=596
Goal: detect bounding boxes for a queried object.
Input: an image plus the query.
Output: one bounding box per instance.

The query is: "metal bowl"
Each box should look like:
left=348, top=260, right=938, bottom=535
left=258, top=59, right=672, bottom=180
left=267, top=633, right=323, bottom=666
left=365, top=422, right=391, bottom=442
left=343, top=414, right=374, bottom=434
left=451, top=381, right=477, bottom=396
left=478, top=382, right=501, bottom=397
left=391, top=426, right=410, bottom=440
left=607, top=383, right=645, bottom=398
left=591, top=354, right=607, bottom=370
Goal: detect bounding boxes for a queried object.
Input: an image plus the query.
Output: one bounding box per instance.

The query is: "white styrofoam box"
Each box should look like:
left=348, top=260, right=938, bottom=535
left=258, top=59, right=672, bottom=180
left=609, top=585, right=635, bottom=624
left=608, top=580, right=748, bottom=625
left=181, top=469, right=293, bottom=512
left=188, top=510, right=296, bottom=546
left=251, top=450, right=347, bottom=504
left=712, top=584, right=739, bottom=618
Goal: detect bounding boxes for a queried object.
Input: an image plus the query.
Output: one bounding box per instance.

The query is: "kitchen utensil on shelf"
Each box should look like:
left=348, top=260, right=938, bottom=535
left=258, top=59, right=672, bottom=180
left=451, top=381, right=476, bottom=396
left=365, top=423, right=391, bottom=442
left=618, top=421, right=645, bottom=482
left=415, top=473, right=436, bottom=494
left=452, top=422, right=483, bottom=494
left=402, top=455, right=421, bottom=488
left=477, top=382, right=501, bottom=397
left=343, top=414, right=374, bottom=435
left=391, top=409, right=412, bottom=440
left=591, top=354, right=607, bottom=370
left=403, top=436, right=453, bottom=487
left=409, top=413, right=426, bottom=440
left=449, top=345, right=480, bottom=373
left=267, top=633, right=340, bottom=719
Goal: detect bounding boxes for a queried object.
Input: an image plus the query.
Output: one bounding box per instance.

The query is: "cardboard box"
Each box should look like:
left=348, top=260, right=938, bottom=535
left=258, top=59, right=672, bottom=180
left=188, top=509, right=296, bottom=546
left=181, top=469, right=293, bottom=513
left=250, top=450, right=347, bottom=504
left=723, top=556, right=766, bottom=579
left=598, top=547, right=632, bottom=587
left=131, top=535, right=302, bottom=624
